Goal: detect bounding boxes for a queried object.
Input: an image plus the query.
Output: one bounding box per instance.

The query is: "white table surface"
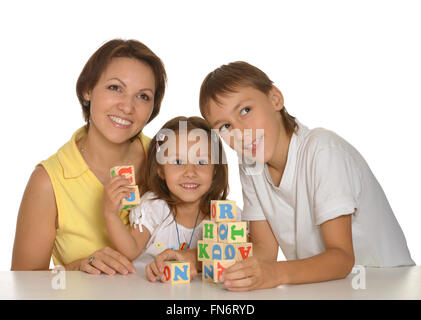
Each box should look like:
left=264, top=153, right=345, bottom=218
left=1, top=266, right=420, bottom=300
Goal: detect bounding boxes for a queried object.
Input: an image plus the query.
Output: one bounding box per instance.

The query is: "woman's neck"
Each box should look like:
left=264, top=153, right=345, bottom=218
left=81, top=124, right=134, bottom=168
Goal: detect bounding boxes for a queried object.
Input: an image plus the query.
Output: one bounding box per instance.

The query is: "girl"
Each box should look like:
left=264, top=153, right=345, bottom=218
left=198, top=61, right=415, bottom=291
left=102, top=116, right=229, bottom=279
left=11, top=39, right=166, bottom=275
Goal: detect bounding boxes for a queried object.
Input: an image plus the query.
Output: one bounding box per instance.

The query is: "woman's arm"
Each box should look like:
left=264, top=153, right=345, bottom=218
left=222, top=214, right=355, bottom=291
left=11, top=166, right=57, bottom=270
left=102, top=175, right=151, bottom=261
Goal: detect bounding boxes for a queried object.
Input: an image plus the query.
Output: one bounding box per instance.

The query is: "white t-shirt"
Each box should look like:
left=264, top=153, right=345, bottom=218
left=129, top=192, right=204, bottom=269
left=240, top=120, right=415, bottom=267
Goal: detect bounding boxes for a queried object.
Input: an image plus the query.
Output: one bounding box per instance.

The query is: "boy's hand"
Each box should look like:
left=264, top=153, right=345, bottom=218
left=102, top=175, right=132, bottom=216
left=220, top=256, right=280, bottom=291
left=145, top=249, right=199, bottom=282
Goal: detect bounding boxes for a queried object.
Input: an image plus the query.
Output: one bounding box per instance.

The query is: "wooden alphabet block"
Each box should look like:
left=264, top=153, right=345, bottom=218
left=162, top=261, right=190, bottom=284
left=222, top=243, right=237, bottom=260
left=218, top=221, right=247, bottom=243
left=210, top=200, right=237, bottom=222
left=121, top=185, right=140, bottom=208
left=202, top=220, right=218, bottom=242
left=110, top=165, right=136, bottom=185
left=213, top=260, right=236, bottom=283
left=235, top=243, right=253, bottom=261
left=202, top=260, right=214, bottom=283
left=198, top=241, right=235, bottom=261
left=197, top=240, right=212, bottom=261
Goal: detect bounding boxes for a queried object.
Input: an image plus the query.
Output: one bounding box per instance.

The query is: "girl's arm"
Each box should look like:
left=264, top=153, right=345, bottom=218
left=222, top=214, right=355, bottom=291
left=11, top=166, right=57, bottom=270
left=102, top=176, right=151, bottom=261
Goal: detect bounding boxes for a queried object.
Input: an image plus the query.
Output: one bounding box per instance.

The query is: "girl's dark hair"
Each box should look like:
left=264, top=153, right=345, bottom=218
left=142, top=116, right=229, bottom=216
left=199, top=61, right=297, bottom=137
left=76, top=39, right=167, bottom=127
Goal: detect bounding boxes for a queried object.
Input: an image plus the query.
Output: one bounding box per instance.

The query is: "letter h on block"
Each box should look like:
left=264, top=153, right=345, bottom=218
left=162, top=261, right=190, bottom=284
left=210, top=200, right=237, bottom=222
left=202, top=220, right=218, bottom=242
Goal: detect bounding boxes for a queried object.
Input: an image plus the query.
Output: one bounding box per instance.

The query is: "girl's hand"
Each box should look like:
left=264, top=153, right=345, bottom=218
left=78, top=246, right=136, bottom=275
left=102, top=175, right=132, bottom=216
left=145, top=249, right=199, bottom=282
left=221, top=256, right=281, bottom=291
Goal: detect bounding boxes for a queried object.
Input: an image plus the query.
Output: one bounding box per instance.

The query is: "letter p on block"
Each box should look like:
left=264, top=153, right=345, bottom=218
left=210, top=200, right=237, bottom=222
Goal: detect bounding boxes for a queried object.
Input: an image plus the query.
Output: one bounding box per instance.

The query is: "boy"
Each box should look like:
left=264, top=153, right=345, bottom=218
left=198, top=61, right=415, bottom=291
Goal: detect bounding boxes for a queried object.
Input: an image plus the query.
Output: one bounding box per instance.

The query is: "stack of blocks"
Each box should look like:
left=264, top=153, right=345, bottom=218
left=198, top=200, right=253, bottom=283
left=110, top=165, right=141, bottom=210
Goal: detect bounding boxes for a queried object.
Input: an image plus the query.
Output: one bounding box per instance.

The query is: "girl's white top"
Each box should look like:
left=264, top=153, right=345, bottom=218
left=129, top=192, right=242, bottom=269
left=240, top=120, right=415, bottom=267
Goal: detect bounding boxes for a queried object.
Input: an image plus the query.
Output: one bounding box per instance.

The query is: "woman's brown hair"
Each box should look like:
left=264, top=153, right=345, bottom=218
left=76, top=39, right=167, bottom=127
left=199, top=61, right=297, bottom=137
left=143, top=116, right=229, bottom=216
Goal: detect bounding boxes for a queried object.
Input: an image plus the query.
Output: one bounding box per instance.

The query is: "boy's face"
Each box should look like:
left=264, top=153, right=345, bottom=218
left=204, top=86, right=284, bottom=163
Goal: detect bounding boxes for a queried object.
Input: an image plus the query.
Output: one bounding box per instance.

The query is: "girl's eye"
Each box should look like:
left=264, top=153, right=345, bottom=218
left=240, top=107, right=250, bottom=115
left=220, top=124, right=230, bottom=132
left=137, top=93, right=150, bottom=101
left=170, top=159, right=185, bottom=165
left=108, top=85, right=122, bottom=92
left=197, top=159, right=209, bottom=165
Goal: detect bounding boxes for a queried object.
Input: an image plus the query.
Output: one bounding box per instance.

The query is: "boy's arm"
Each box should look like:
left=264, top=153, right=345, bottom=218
left=248, top=220, right=279, bottom=261
left=222, top=214, right=355, bottom=291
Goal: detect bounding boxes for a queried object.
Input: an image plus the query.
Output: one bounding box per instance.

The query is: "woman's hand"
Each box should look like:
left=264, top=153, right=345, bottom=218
left=78, top=246, right=136, bottom=275
left=102, top=175, right=132, bottom=216
left=221, top=256, right=281, bottom=291
left=145, top=249, right=199, bottom=282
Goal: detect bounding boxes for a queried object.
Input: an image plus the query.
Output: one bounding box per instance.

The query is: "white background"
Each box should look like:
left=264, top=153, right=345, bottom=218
left=0, top=0, right=420, bottom=270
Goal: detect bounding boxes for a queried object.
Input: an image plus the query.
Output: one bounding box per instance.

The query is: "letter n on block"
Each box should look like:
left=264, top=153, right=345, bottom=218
left=210, top=200, right=237, bottom=222
left=202, top=220, right=218, bottom=242
left=162, top=261, right=190, bottom=284
left=202, top=261, right=214, bottom=283
left=213, top=260, right=236, bottom=283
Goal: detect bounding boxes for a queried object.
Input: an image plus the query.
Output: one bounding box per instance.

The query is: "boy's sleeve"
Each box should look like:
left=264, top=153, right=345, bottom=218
left=239, top=165, right=267, bottom=221
left=312, top=146, right=362, bottom=226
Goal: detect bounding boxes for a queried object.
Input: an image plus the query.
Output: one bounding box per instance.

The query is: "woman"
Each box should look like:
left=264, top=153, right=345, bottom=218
left=11, top=39, right=167, bottom=275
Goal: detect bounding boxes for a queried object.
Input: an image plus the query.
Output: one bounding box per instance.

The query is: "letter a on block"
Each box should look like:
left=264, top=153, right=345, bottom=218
left=210, top=200, right=237, bottom=222
left=236, top=243, right=253, bottom=261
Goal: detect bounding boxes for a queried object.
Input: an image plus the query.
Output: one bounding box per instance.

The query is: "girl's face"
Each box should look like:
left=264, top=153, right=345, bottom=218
left=204, top=86, right=284, bottom=163
left=84, top=57, right=156, bottom=144
left=159, top=132, right=214, bottom=207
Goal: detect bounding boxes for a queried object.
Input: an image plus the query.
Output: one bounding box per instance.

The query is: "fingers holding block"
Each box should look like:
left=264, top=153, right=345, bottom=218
left=210, top=200, right=237, bottom=222
left=162, top=261, right=190, bottom=284
left=110, top=165, right=136, bottom=185
left=121, top=185, right=140, bottom=207
left=213, top=260, right=236, bottom=283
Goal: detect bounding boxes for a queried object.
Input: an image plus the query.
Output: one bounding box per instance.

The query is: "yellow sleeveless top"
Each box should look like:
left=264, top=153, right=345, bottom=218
left=40, top=126, right=151, bottom=266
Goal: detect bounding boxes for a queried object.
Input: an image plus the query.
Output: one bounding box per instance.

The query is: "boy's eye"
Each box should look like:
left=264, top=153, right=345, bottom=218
left=240, top=107, right=250, bottom=115
left=137, top=93, right=150, bottom=101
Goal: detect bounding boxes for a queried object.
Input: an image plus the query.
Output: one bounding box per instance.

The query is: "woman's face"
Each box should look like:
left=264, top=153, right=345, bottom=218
left=84, top=57, right=156, bottom=144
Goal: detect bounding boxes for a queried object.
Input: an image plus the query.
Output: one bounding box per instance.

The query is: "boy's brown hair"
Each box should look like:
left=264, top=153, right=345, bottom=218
left=142, top=116, right=229, bottom=216
left=199, top=61, right=297, bottom=137
left=76, top=39, right=167, bottom=127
